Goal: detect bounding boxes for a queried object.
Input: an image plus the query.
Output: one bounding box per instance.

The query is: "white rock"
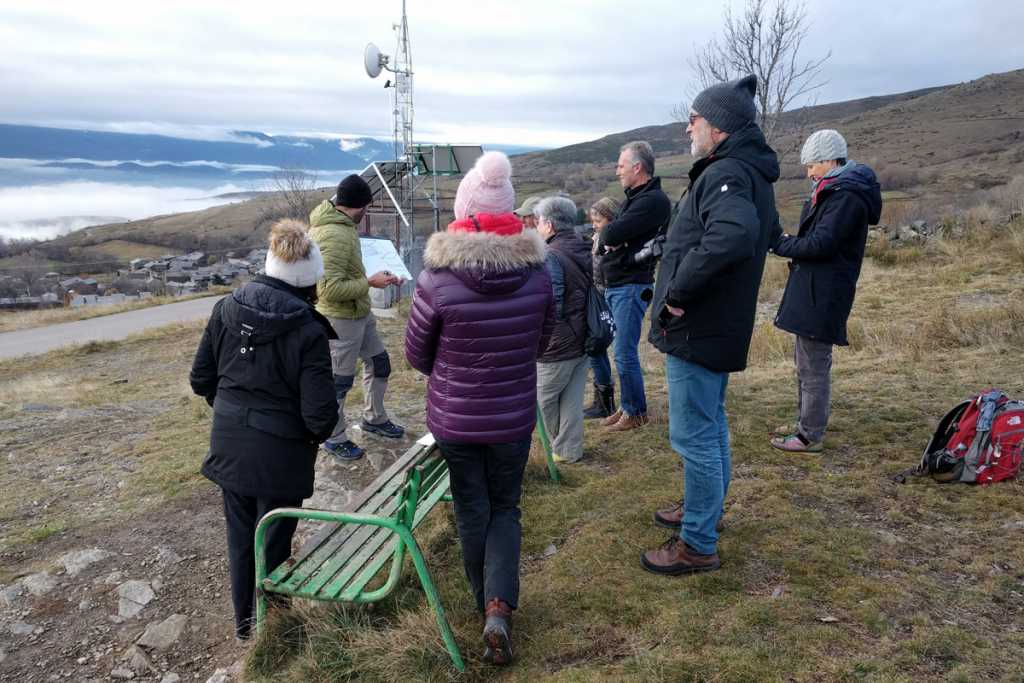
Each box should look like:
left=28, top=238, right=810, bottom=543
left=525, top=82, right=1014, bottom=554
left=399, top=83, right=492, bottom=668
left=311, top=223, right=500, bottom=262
left=0, top=583, right=24, bottom=607
left=59, top=548, right=111, bottom=577
left=78, top=599, right=94, bottom=611
left=102, top=571, right=124, bottom=586
left=160, top=675, right=181, bottom=683
left=116, top=580, right=155, bottom=619
left=136, top=614, right=187, bottom=651
left=21, top=572, right=58, bottom=596
left=11, top=621, right=36, bottom=636
left=205, top=669, right=230, bottom=683
left=543, top=544, right=557, bottom=558
left=156, top=546, right=183, bottom=565
left=110, top=667, right=135, bottom=680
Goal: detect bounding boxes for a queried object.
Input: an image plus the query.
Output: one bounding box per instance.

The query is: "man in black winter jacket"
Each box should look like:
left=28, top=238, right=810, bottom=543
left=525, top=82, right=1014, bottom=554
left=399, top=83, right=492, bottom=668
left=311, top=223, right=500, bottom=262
left=769, top=129, right=882, bottom=454
left=643, top=75, right=780, bottom=576
left=598, top=140, right=671, bottom=432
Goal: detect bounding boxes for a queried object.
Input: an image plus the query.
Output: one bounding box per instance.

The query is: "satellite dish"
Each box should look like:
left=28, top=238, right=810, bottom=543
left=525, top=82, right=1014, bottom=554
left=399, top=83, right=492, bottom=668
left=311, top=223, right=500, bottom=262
left=364, top=43, right=387, bottom=79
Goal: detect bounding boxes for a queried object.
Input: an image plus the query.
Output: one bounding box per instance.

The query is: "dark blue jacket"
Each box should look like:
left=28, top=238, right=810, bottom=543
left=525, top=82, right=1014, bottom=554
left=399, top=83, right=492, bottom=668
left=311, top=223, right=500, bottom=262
left=649, top=123, right=780, bottom=372
left=772, top=163, right=882, bottom=346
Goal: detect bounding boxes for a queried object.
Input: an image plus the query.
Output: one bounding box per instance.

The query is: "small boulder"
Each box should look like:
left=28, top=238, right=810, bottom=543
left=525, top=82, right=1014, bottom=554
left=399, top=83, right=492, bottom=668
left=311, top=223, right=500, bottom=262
left=10, top=621, right=36, bottom=636
left=137, top=614, right=187, bottom=651
left=0, top=583, right=24, bottom=607
left=59, top=548, right=111, bottom=577
left=117, top=580, right=155, bottom=619
left=21, top=572, right=58, bottom=597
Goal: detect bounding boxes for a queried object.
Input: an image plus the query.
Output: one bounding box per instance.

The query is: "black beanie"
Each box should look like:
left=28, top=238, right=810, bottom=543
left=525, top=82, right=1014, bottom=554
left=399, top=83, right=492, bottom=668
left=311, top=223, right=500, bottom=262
left=692, top=74, right=758, bottom=134
left=334, top=174, right=374, bottom=209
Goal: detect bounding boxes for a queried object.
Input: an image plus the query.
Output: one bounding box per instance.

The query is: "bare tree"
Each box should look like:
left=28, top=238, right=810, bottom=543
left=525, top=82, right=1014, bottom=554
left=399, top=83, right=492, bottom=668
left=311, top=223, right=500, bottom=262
left=674, top=0, right=829, bottom=147
left=262, top=167, right=322, bottom=223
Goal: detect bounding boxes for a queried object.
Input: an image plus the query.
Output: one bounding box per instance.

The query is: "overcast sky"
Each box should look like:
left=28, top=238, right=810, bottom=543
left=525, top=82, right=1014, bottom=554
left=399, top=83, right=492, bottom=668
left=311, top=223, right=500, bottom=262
left=2, top=0, right=1023, bottom=148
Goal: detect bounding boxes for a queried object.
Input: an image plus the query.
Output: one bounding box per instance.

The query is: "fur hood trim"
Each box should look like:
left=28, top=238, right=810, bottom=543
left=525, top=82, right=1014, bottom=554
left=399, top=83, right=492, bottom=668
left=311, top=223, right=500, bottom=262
left=424, top=229, right=547, bottom=271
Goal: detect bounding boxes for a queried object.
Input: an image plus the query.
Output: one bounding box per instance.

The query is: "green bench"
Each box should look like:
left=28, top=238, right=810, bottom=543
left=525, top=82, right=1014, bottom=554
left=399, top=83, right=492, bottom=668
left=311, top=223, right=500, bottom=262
left=253, top=416, right=559, bottom=672
left=254, top=433, right=465, bottom=671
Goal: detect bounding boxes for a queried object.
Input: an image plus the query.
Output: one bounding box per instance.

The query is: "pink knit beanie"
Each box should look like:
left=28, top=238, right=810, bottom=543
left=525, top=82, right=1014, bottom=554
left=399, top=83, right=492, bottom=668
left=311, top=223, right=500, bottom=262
left=453, top=151, right=515, bottom=220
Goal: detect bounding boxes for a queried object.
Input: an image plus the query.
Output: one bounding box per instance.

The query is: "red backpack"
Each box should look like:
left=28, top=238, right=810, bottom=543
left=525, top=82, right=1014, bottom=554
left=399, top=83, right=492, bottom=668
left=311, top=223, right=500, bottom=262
left=901, top=389, right=1024, bottom=484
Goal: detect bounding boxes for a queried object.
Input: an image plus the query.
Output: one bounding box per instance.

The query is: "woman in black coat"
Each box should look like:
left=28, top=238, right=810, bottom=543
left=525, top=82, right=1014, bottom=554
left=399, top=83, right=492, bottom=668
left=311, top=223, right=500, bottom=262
left=770, top=129, right=882, bottom=453
left=189, top=219, right=339, bottom=639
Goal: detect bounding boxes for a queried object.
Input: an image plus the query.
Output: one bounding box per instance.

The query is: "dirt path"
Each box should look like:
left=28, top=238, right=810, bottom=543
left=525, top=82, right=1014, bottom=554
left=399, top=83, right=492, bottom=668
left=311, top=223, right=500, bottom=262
left=0, top=295, right=224, bottom=360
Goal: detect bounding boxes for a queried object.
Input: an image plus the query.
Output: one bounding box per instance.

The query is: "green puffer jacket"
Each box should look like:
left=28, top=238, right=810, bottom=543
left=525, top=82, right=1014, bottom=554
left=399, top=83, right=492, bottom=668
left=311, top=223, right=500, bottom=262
left=307, top=200, right=371, bottom=320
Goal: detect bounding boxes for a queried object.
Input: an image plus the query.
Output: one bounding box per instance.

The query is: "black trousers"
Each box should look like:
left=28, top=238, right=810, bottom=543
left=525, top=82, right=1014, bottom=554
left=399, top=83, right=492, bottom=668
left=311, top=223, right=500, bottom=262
left=436, top=438, right=531, bottom=611
left=221, top=488, right=301, bottom=637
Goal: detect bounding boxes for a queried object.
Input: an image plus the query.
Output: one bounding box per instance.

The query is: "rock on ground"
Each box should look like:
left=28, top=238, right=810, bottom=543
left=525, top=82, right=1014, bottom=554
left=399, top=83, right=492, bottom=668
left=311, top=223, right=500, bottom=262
left=21, top=572, right=58, bottom=596
left=59, top=548, right=111, bottom=577
left=137, top=614, right=188, bottom=651
left=117, top=580, right=156, bottom=619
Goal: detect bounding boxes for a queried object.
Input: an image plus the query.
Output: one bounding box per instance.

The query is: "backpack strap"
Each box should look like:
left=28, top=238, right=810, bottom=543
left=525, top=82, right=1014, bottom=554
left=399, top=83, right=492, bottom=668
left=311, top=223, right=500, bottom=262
left=959, top=390, right=1007, bottom=482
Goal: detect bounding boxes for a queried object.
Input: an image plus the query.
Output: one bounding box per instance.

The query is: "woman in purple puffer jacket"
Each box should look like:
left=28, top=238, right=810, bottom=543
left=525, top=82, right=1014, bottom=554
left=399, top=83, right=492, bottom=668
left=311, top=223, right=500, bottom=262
left=404, top=151, right=554, bottom=666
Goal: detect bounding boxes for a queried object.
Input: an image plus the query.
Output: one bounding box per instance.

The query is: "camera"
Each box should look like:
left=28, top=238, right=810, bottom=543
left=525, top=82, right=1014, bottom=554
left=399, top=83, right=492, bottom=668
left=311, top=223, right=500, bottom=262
left=632, top=234, right=666, bottom=265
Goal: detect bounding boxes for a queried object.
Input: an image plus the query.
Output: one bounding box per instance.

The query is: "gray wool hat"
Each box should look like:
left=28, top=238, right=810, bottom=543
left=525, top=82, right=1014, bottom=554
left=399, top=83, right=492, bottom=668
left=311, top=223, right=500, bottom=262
left=800, top=129, right=848, bottom=165
left=691, top=74, right=758, bottom=133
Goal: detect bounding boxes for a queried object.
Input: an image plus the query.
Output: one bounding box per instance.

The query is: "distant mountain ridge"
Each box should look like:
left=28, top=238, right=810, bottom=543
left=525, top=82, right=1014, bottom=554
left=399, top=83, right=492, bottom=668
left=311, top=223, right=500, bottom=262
left=0, top=124, right=548, bottom=173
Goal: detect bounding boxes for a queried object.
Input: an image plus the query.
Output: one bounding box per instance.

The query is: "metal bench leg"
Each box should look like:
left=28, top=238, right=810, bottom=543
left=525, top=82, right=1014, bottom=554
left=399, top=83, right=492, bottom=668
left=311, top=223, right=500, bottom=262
left=397, top=528, right=466, bottom=672
left=535, top=403, right=561, bottom=483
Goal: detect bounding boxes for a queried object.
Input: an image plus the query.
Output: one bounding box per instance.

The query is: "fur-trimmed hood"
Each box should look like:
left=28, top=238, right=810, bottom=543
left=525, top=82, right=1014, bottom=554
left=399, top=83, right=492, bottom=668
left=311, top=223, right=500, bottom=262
left=423, top=228, right=547, bottom=296
left=424, top=228, right=546, bottom=271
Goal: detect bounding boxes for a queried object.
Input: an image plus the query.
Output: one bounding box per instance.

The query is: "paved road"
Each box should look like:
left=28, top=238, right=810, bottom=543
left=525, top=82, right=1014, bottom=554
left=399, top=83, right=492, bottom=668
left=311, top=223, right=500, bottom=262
left=0, top=295, right=224, bottom=360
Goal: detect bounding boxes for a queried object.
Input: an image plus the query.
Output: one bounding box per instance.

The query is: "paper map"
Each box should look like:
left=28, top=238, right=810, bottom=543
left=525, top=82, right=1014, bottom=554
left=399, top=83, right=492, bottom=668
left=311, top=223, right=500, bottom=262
left=360, top=237, right=413, bottom=282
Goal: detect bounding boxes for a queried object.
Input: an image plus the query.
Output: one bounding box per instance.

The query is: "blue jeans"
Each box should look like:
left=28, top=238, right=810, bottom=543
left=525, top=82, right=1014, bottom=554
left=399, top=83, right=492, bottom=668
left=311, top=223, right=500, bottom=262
left=588, top=351, right=613, bottom=386
left=666, top=355, right=731, bottom=555
left=605, top=284, right=651, bottom=415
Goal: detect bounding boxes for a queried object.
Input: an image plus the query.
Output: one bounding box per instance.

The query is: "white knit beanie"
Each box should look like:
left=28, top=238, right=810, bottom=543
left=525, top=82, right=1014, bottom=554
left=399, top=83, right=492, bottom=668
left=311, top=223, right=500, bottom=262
left=453, top=151, right=515, bottom=220
left=264, top=219, right=324, bottom=288
left=801, top=129, right=848, bottom=165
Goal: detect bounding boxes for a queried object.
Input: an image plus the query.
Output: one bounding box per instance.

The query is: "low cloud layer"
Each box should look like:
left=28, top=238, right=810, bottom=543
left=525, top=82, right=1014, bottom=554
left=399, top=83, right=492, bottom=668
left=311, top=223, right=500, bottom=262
left=0, top=182, right=245, bottom=241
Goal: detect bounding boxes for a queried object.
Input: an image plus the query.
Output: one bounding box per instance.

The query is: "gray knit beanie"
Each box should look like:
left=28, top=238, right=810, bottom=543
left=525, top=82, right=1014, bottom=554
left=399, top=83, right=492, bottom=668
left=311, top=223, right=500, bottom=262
left=800, top=129, right=848, bottom=165
left=691, top=74, right=758, bottom=134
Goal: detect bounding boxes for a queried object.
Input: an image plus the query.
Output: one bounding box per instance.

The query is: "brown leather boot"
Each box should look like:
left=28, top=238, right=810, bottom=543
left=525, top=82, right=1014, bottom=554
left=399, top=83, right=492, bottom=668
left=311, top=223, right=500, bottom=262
left=601, top=409, right=623, bottom=427
left=641, top=536, right=720, bottom=575
left=653, top=499, right=725, bottom=532
left=482, top=598, right=513, bottom=665
left=606, top=412, right=648, bottom=432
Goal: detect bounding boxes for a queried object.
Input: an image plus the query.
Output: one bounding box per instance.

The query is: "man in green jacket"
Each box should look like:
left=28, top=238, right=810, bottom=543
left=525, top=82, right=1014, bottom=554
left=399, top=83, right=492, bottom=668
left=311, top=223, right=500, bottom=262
left=308, top=174, right=404, bottom=460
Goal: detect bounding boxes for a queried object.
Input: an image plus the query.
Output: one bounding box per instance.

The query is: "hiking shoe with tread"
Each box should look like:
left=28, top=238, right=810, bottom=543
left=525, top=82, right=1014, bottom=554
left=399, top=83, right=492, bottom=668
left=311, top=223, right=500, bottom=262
left=770, top=432, right=823, bottom=453
left=322, top=439, right=365, bottom=461
left=360, top=419, right=405, bottom=439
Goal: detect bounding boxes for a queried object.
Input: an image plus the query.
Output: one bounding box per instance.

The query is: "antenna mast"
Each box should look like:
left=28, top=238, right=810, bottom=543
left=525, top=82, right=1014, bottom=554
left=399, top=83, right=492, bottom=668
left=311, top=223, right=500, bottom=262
left=392, top=0, right=414, bottom=164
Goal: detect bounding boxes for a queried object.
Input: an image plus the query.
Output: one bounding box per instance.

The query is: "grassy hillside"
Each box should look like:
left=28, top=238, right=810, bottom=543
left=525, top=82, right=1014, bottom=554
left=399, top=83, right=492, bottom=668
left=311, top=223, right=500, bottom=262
left=236, top=218, right=1024, bottom=682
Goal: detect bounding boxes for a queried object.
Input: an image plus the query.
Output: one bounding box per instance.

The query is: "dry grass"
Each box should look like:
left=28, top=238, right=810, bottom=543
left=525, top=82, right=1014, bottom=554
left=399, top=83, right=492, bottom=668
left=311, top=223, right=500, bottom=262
left=241, top=223, right=1024, bottom=682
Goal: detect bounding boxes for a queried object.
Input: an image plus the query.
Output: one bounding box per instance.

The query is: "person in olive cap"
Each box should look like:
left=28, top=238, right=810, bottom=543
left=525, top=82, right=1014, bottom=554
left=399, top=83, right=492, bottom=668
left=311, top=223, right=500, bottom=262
left=644, top=74, right=781, bottom=576
left=307, top=174, right=404, bottom=461
left=513, top=195, right=543, bottom=229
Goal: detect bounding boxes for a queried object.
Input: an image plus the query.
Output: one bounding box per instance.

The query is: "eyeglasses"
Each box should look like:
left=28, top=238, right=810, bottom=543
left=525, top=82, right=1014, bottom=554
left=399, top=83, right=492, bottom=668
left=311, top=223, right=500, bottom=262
left=687, top=113, right=702, bottom=126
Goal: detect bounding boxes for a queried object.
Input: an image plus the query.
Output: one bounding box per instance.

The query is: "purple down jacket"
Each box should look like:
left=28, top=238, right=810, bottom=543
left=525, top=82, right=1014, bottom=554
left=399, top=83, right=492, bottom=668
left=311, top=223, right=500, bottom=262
left=405, top=226, right=555, bottom=444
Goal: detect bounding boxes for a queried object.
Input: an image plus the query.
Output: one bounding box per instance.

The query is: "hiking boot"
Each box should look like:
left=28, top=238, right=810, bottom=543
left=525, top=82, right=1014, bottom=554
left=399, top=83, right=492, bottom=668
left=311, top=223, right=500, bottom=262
left=482, top=598, right=513, bottom=666
left=601, top=409, right=623, bottom=427
left=361, top=419, right=405, bottom=439
left=641, top=536, right=720, bottom=576
left=653, top=499, right=725, bottom=532
left=770, top=433, right=823, bottom=453
left=606, top=413, right=648, bottom=432
left=583, top=384, right=616, bottom=420
left=322, top=439, right=365, bottom=461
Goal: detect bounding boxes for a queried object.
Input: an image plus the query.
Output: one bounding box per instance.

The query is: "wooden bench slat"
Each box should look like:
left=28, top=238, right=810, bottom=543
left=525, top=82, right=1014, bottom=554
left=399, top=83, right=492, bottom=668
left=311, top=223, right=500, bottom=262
left=270, top=439, right=435, bottom=587
left=284, top=437, right=434, bottom=568
left=321, top=468, right=451, bottom=600
left=336, top=470, right=452, bottom=600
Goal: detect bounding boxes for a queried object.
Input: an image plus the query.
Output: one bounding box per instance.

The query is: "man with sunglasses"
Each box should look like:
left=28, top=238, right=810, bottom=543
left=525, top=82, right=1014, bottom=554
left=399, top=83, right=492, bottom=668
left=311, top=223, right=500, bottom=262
left=644, top=75, right=781, bottom=576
